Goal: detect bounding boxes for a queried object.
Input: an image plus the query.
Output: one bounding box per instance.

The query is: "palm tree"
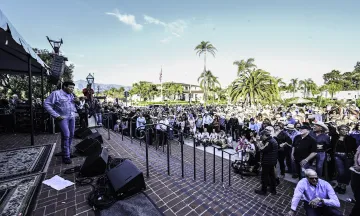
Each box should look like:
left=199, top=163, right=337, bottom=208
left=273, top=77, right=287, bottom=91
left=198, top=70, right=220, bottom=103
left=172, top=83, right=183, bottom=100
left=211, top=86, right=225, bottom=103
left=233, top=58, right=257, bottom=76
left=288, top=78, right=299, bottom=97
left=299, top=78, right=317, bottom=98
left=194, top=41, right=217, bottom=104
left=326, top=82, right=342, bottom=99
left=130, top=81, right=152, bottom=101
left=230, top=69, right=278, bottom=106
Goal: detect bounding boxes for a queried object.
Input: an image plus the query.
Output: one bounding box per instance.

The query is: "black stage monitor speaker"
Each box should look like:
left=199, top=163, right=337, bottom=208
left=74, top=128, right=92, bottom=139
left=75, top=139, right=101, bottom=156
left=80, top=147, right=109, bottom=177
left=86, top=132, right=103, bottom=144
left=107, top=159, right=146, bottom=199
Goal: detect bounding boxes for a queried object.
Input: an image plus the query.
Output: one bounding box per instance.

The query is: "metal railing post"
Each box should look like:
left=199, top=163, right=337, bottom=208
left=107, top=115, right=110, bottom=140
left=168, top=128, right=171, bottom=155
left=204, top=144, right=206, bottom=181
left=167, top=132, right=170, bottom=175
left=228, top=154, right=231, bottom=186
left=221, top=150, right=224, bottom=182
left=145, top=130, right=149, bottom=178
left=213, top=147, right=216, bottom=183
left=155, top=130, right=158, bottom=150
left=121, top=127, right=124, bottom=141
left=139, top=128, right=142, bottom=146
left=162, top=130, right=165, bottom=152
left=181, top=133, right=184, bottom=178
left=193, top=137, right=196, bottom=180
left=130, top=120, right=133, bottom=143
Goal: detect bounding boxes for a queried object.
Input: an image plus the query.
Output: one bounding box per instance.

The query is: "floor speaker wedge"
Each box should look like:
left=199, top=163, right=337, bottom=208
left=86, top=132, right=103, bottom=144
left=80, top=147, right=109, bottom=177
left=75, top=139, right=101, bottom=156
left=107, top=159, right=146, bottom=199
left=74, top=128, right=92, bottom=139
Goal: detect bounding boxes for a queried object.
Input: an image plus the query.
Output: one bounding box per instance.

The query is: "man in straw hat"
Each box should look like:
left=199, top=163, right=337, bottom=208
left=312, top=122, right=330, bottom=178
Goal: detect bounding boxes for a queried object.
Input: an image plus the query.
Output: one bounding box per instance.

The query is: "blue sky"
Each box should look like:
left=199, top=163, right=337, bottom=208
left=1, top=0, right=359, bottom=87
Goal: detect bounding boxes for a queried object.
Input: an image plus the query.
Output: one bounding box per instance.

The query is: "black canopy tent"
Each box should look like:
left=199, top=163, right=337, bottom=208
left=0, top=9, right=49, bottom=145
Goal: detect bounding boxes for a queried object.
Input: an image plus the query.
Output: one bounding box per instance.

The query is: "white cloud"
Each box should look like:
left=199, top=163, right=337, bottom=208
left=144, top=15, right=188, bottom=37
left=171, top=32, right=180, bottom=37
left=115, top=63, right=128, bottom=68
left=106, top=9, right=143, bottom=31
left=144, top=15, right=166, bottom=26
left=160, top=37, right=172, bottom=44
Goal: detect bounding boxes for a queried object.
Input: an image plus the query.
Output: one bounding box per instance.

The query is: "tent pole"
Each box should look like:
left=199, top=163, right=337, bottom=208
left=41, top=68, right=45, bottom=132
left=28, top=55, right=34, bottom=146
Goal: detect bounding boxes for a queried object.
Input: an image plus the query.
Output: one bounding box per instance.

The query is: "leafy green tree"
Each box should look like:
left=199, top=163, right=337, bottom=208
left=288, top=78, right=299, bottom=97
left=325, top=82, right=342, bottom=99
left=299, top=78, right=317, bottom=97
left=103, top=87, right=125, bottom=99
left=273, top=77, right=287, bottom=91
left=233, top=58, right=257, bottom=76
left=194, top=41, right=217, bottom=104
left=230, top=69, right=278, bottom=106
left=162, top=82, right=183, bottom=101
left=130, top=81, right=154, bottom=101
left=0, top=48, right=75, bottom=99
left=323, top=70, right=342, bottom=84
left=198, top=70, right=220, bottom=103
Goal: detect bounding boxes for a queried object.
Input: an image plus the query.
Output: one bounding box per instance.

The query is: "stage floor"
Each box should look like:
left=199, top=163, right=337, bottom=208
left=0, top=131, right=355, bottom=216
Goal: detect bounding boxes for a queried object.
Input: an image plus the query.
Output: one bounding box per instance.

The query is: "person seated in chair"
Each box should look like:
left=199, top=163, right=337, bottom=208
left=114, top=119, right=121, bottom=132
left=121, top=117, right=129, bottom=135
left=194, top=130, right=202, bottom=146
left=226, top=133, right=233, bottom=149
left=286, top=169, right=341, bottom=216
left=209, top=129, right=218, bottom=146
left=218, top=131, right=227, bottom=148
left=201, top=128, right=210, bottom=147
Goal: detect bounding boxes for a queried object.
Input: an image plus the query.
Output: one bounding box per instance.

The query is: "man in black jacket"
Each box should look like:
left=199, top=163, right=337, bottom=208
left=255, top=130, right=279, bottom=195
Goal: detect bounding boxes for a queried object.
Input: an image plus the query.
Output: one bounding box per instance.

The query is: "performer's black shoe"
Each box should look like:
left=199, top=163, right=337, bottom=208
left=269, top=190, right=277, bottom=195
left=254, top=189, right=267, bottom=195
left=55, top=152, right=77, bottom=158
left=276, top=177, right=280, bottom=186
left=63, top=158, right=72, bottom=164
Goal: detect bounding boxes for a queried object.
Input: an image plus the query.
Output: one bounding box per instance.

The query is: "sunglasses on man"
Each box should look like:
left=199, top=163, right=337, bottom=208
left=308, top=177, right=318, bottom=180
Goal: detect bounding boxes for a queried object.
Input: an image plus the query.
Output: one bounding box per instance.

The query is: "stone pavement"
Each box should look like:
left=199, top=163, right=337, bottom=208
left=0, top=130, right=355, bottom=216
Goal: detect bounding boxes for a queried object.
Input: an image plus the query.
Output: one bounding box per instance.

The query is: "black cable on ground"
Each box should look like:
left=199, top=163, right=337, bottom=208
left=63, top=166, right=81, bottom=174
left=62, top=155, right=132, bottom=211
left=87, top=175, right=116, bottom=211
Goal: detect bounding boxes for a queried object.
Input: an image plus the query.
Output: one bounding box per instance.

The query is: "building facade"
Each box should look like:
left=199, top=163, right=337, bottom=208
left=281, top=90, right=360, bottom=100
left=130, top=83, right=205, bottom=103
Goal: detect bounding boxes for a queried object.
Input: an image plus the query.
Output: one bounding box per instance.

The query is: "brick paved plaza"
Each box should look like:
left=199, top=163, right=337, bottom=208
left=0, top=129, right=355, bottom=216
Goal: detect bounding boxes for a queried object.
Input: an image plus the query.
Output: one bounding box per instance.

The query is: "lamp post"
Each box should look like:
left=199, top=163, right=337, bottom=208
left=46, top=36, right=63, bottom=55
left=86, top=73, right=94, bottom=88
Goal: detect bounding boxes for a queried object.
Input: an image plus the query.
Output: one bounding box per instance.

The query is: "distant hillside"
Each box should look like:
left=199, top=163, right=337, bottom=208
left=74, top=80, right=131, bottom=92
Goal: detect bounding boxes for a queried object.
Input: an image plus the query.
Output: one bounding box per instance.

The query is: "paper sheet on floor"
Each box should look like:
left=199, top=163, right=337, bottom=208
left=42, top=175, right=74, bottom=190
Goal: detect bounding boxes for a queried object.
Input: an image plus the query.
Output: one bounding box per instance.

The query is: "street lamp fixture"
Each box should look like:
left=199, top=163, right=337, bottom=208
left=86, top=73, right=94, bottom=85
left=46, top=36, right=63, bottom=54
